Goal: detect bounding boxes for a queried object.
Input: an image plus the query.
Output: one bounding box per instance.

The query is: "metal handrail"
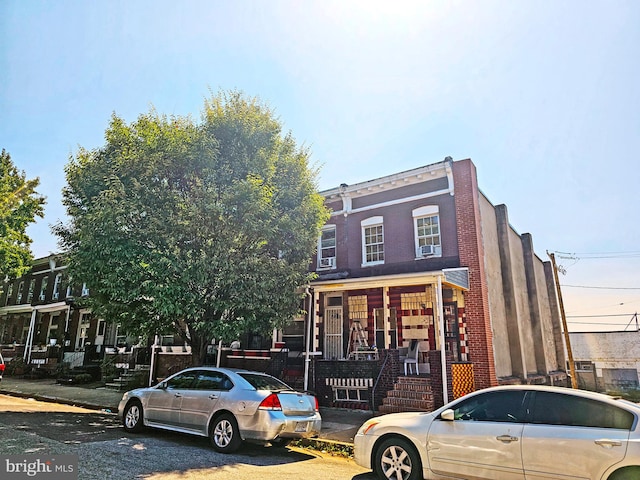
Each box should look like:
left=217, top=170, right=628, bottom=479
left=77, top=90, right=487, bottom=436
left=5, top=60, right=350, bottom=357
left=371, top=351, right=391, bottom=412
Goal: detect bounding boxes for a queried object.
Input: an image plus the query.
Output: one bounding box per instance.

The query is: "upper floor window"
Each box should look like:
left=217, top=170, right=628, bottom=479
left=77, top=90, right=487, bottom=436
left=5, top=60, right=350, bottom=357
left=413, top=206, right=441, bottom=258
left=26, top=279, right=35, bottom=303
left=5, top=283, right=13, bottom=305
left=39, top=277, right=48, bottom=301
left=16, top=281, right=25, bottom=304
left=362, top=216, right=384, bottom=266
left=53, top=274, right=63, bottom=300
left=81, top=283, right=90, bottom=297
left=318, top=225, right=336, bottom=269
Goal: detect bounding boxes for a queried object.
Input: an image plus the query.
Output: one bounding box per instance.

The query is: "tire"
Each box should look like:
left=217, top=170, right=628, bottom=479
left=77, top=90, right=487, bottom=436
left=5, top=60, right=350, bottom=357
left=122, top=400, right=144, bottom=433
left=374, top=437, right=423, bottom=480
left=270, top=438, right=292, bottom=448
left=210, top=413, right=242, bottom=453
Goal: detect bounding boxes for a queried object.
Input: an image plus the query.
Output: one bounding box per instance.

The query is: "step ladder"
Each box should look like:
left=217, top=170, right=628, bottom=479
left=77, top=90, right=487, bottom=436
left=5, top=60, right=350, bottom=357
left=349, top=320, right=376, bottom=359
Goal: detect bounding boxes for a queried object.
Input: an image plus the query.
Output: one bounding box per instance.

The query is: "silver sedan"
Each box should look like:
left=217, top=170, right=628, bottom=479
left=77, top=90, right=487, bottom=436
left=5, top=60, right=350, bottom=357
left=118, top=366, right=321, bottom=453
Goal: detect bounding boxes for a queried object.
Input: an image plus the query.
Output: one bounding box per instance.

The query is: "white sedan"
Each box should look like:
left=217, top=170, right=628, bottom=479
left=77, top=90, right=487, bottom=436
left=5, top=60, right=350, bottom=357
left=354, top=385, right=640, bottom=480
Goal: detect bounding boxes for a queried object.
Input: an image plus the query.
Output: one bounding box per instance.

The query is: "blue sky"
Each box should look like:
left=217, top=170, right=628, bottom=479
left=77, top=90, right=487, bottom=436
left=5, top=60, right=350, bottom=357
left=1, top=1, right=639, bottom=331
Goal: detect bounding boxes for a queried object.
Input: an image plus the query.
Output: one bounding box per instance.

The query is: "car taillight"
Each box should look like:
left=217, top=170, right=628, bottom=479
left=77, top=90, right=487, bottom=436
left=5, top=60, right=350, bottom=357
left=258, top=393, right=282, bottom=411
left=314, top=396, right=319, bottom=412
left=0, top=364, right=4, bottom=373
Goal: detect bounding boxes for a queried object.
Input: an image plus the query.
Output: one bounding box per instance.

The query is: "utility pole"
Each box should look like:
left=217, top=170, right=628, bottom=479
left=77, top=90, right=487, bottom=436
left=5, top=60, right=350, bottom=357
left=548, top=251, right=578, bottom=389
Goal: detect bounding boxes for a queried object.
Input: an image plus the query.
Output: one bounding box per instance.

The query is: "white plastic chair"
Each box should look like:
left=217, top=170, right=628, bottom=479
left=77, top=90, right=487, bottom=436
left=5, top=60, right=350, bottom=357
left=404, top=340, right=420, bottom=375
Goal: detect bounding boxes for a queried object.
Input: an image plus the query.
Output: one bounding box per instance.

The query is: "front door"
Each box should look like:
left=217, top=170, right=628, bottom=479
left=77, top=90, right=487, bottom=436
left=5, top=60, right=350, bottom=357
left=324, top=306, right=343, bottom=360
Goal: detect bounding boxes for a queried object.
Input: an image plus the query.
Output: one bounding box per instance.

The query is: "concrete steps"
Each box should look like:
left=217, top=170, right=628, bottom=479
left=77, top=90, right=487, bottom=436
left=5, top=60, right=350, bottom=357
left=105, top=365, right=150, bottom=391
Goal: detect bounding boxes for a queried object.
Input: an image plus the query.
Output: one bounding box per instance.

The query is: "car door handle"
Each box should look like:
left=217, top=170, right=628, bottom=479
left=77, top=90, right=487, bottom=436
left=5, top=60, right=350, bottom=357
left=174, top=393, right=182, bottom=398
left=595, top=439, right=622, bottom=448
left=496, top=435, right=518, bottom=443
left=208, top=394, right=218, bottom=400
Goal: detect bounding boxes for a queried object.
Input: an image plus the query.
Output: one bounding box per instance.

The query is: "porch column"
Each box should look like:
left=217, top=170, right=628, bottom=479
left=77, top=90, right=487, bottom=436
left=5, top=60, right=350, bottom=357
left=24, top=309, right=38, bottom=363
left=436, top=275, right=448, bottom=404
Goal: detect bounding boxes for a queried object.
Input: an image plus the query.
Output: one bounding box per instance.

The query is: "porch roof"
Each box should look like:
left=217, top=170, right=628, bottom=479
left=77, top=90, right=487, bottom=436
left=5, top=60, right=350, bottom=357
left=310, top=268, right=469, bottom=292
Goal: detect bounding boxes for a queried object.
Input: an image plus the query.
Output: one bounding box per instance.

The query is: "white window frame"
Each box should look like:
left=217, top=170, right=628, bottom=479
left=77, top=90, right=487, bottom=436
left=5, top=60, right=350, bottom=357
left=16, top=281, right=24, bottom=304
left=53, top=273, right=63, bottom=300
left=39, top=277, right=48, bottom=301
left=318, top=225, right=337, bottom=270
left=413, top=206, right=442, bottom=258
left=361, top=216, right=384, bottom=266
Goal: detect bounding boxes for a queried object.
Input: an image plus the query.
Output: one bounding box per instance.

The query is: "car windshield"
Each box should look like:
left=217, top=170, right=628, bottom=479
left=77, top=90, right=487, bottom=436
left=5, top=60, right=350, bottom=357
left=238, top=372, right=291, bottom=391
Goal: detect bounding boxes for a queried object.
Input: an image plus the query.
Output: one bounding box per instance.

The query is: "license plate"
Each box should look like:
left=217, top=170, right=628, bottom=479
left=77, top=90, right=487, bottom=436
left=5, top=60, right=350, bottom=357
left=295, top=422, right=308, bottom=432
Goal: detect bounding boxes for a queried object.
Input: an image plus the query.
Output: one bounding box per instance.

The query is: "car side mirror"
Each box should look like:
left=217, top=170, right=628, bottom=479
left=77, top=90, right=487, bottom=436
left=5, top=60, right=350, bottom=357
left=440, top=409, right=455, bottom=421
left=158, top=381, right=168, bottom=390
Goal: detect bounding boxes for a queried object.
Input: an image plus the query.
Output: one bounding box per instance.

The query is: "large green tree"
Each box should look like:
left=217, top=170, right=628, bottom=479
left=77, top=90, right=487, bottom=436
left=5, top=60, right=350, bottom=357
left=54, top=91, right=329, bottom=365
left=0, top=149, right=46, bottom=283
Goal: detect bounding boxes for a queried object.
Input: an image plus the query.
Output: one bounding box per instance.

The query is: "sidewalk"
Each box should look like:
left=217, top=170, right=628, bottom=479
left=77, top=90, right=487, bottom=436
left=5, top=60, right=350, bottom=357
left=0, top=377, right=373, bottom=446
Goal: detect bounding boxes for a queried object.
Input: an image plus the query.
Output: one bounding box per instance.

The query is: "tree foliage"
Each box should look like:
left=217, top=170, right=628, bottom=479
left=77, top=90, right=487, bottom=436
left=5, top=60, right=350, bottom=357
left=0, top=149, right=46, bottom=283
left=54, top=91, right=329, bottom=364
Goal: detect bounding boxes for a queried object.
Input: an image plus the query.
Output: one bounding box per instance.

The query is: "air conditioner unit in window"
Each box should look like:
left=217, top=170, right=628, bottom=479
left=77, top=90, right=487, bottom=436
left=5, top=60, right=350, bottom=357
left=418, top=245, right=436, bottom=257
left=319, top=257, right=336, bottom=269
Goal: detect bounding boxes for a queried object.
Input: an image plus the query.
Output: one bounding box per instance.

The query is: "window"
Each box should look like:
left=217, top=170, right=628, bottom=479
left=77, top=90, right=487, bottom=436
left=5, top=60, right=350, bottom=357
left=362, top=216, right=384, bottom=265
left=194, top=371, right=232, bottom=391
left=39, top=277, right=48, bottom=301
left=5, top=283, right=13, bottom=305
left=530, top=392, right=634, bottom=430
left=167, top=371, right=198, bottom=389
left=16, top=282, right=24, bottom=304
left=53, top=274, right=63, bottom=300
left=26, top=280, right=35, bottom=303
left=450, top=390, right=527, bottom=423
left=318, top=225, right=336, bottom=269
left=413, top=206, right=441, bottom=257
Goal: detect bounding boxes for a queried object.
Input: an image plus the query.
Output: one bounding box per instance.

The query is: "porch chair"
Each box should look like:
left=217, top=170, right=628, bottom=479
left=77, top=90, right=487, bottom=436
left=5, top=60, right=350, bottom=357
left=404, top=340, right=421, bottom=375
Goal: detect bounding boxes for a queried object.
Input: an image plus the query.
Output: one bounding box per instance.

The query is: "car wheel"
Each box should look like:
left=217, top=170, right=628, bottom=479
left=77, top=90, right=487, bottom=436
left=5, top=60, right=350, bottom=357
left=210, top=413, right=242, bottom=453
left=374, top=437, right=422, bottom=480
left=270, top=438, right=292, bottom=448
left=123, top=400, right=144, bottom=433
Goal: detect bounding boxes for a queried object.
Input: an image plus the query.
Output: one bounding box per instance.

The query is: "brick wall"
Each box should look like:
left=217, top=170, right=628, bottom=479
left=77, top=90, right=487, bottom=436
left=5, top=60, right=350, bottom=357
left=452, top=160, right=498, bottom=389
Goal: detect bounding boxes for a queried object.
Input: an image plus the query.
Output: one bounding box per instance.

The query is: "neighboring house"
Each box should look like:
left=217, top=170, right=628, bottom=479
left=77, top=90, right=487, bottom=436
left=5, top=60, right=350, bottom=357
left=291, top=157, right=566, bottom=408
left=0, top=255, right=100, bottom=372
left=569, top=330, right=640, bottom=392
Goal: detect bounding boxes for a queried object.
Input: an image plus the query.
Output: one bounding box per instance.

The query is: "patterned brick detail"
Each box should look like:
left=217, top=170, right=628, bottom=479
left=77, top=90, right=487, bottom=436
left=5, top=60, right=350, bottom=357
left=452, top=160, right=498, bottom=389
left=452, top=362, right=475, bottom=399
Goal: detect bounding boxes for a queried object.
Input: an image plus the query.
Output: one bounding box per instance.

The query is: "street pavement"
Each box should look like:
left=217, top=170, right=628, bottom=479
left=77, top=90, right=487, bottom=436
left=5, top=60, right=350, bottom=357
left=0, top=377, right=373, bottom=446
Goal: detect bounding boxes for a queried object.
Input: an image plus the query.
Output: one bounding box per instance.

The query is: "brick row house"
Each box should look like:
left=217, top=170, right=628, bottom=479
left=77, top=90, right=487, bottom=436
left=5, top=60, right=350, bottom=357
left=0, top=157, right=567, bottom=409
left=294, top=158, right=567, bottom=410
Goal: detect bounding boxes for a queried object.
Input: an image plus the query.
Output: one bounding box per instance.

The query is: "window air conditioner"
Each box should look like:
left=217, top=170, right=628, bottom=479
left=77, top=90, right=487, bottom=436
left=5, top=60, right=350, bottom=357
left=319, top=257, right=336, bottom=268
left=418, top=245, right=436, bottom=257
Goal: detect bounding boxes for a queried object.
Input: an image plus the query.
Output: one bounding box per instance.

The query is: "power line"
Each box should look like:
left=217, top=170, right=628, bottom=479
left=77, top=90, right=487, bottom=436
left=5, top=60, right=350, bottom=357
left=561, top=284, right=640, bottom=290
left=567, top=313, right=636, bottom=318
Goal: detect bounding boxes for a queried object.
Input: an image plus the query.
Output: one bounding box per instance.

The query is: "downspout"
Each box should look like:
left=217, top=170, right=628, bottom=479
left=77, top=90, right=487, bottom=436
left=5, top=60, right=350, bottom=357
left=437, top=275, right=449, bottom=405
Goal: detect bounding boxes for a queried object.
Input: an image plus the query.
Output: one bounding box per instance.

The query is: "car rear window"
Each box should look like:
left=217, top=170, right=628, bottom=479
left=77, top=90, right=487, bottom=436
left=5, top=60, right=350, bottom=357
left=238, top=373, right=290, bottom=391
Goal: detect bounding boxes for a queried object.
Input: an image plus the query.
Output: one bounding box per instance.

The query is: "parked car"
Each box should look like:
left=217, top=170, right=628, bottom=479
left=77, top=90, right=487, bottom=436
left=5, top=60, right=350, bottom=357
left=354, top=385, right=640, bottom=480
left=0, top=352, right=4, bottom=382
left=118, top=366, right=321, bottom=453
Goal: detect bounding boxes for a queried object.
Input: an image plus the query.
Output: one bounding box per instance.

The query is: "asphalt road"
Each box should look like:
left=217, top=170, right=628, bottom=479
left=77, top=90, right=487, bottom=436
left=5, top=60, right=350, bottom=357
left=0, top=394, right=375, bottom=480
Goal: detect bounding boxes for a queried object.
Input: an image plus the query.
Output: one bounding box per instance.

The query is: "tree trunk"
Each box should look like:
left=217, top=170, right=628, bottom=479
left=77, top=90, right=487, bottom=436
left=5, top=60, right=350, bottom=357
left=188, top=328, right=208, bottom=366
